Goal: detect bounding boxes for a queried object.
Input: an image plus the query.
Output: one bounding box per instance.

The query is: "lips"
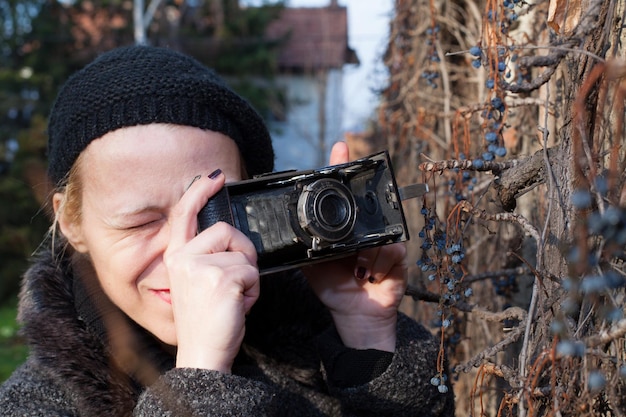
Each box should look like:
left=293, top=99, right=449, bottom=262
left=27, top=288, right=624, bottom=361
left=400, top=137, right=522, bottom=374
left=152, top=289, right=171, bottom=304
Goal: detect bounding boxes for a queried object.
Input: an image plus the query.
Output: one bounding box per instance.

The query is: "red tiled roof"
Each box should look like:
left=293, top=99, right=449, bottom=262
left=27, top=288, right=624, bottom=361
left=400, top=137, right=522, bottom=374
left=266, top=5, right=358, bottom=71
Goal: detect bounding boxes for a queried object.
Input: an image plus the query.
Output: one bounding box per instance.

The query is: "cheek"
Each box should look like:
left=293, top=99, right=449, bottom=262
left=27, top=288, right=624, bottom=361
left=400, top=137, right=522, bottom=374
left=86, top=228, right=168, bottom=296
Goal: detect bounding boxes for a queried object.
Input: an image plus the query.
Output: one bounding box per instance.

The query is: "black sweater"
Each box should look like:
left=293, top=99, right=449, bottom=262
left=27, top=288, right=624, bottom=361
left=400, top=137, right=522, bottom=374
left=0, top=247, right=455, bottom=416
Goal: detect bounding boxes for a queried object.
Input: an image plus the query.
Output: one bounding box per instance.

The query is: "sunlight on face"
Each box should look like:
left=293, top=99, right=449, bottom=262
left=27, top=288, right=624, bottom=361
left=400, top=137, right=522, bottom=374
left=72, top=124, right=242, bottom=345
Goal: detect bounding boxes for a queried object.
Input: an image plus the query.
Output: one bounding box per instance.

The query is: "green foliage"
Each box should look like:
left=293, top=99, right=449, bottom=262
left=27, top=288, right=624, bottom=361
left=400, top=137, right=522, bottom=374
left=0, top=2, right=71, bottom=303
left=0, top=0, right=288, bottom=304
left=0, top=296, right=28, bottom=382
left=180, top=0, right=287, bottom=118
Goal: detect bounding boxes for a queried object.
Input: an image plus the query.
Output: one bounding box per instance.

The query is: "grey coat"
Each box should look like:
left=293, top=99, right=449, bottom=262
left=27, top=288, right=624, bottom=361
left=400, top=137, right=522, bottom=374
left=0, top=247, right=455, bottom=416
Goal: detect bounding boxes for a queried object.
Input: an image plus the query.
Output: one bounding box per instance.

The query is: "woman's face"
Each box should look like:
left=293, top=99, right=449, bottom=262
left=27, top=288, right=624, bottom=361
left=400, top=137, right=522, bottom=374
left=59, top=124, right=243, bottom=346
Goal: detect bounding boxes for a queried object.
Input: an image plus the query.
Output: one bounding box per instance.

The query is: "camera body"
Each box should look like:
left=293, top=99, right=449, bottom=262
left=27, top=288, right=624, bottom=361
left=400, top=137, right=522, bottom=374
left=198, top=151, right=410, bottom=275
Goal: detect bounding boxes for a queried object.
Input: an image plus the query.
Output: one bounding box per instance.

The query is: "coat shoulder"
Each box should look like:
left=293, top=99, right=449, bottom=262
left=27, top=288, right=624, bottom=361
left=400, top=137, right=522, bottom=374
left=0, top=357, right=77, bottom=416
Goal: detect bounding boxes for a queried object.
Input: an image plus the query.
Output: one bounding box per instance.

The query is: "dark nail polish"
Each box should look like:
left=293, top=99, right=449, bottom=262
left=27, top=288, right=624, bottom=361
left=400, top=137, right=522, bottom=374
left=368, top=276, right=376, bottom=283
left=208, top=168, right=222, bottom=179
left=355, top=266, right=366, bottom=280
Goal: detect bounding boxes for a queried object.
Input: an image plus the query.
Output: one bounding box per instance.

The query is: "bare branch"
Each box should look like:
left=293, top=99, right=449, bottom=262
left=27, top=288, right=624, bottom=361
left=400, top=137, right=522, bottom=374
left=418, top=158, right=520, bottom=174
left=404, top=285, right=474, bottom=312
left=586, top=318, right=626, bottom=347
left=463, top=267, right=530, bottom=284
left=458, top=201, right=542, bottom=242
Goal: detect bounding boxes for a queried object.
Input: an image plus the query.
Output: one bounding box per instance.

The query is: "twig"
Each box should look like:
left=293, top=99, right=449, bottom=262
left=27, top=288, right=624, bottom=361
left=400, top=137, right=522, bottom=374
left=455, top=323, right=525, bottom=385
left=419, top=158, right=520, bottom=174
left=404, top=284, right=474, bottom=312
left=586, top=318, right=626, bottom=347
left=463, top=266, right=530, bottom=284
left=454, top=306, right=527, bottom=384
left=471, top=306, right=528, bottom=323
left=457, top=200, right=541, bottom=242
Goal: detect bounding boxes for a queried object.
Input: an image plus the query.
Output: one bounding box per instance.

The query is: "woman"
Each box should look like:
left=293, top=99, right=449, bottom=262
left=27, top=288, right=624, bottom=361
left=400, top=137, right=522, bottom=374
left=0, top=45, right=454, bottom=416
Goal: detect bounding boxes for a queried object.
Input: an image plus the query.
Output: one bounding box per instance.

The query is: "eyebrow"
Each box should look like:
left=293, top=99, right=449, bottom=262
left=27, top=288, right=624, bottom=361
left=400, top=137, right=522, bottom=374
left=105, top=206, right=163, bottom=226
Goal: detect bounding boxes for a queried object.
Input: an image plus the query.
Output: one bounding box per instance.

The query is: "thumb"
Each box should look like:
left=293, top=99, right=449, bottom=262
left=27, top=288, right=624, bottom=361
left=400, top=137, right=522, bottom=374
left=329, top=141, right=350, bottom=165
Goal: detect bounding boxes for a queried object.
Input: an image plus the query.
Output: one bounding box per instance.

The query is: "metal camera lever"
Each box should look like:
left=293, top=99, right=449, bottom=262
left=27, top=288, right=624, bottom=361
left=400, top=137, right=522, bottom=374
left=398, top=183, right=429, bottom=201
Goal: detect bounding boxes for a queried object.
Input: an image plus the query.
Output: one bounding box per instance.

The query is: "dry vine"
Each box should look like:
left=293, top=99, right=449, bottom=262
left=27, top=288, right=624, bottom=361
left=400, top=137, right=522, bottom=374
left=382, top=0, right=626, bottom=415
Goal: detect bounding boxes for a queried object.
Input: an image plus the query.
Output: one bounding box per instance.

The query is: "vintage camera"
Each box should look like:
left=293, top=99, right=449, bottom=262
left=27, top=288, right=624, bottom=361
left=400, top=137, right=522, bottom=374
left=198, top=151, right=427, bottom=275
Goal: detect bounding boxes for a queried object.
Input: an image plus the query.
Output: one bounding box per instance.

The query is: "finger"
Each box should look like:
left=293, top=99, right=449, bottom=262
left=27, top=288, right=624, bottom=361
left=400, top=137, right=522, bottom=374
left=189, top=222, right=258, bottom=266
left=369, top=243, right=408, bottom=283
left=329, top=141, right=350, bottom=165
left=167, top=171, right=225, bottom=253
left=241, top=265, right=261, bottom=313
left=354, top=246, right=380, bottom=282
left=355, top=243, right=408, bottom=284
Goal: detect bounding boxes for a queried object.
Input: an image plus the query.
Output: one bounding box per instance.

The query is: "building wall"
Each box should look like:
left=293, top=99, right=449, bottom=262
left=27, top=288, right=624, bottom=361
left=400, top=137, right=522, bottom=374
left=269, top=69, right=344, bottom=171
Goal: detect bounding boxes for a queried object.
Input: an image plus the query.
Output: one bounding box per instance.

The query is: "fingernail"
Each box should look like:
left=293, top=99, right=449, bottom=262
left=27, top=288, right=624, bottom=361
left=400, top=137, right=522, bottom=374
left=208, top=168, right=222, bottom=179
left=355, top=266, right=367, bottom=280
left=368, top=276, right=376, bottom=284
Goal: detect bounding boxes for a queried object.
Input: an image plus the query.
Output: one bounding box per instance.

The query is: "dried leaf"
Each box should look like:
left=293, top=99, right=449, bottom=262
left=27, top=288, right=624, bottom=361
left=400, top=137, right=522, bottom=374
left=547, top=0, right=583, bottom=35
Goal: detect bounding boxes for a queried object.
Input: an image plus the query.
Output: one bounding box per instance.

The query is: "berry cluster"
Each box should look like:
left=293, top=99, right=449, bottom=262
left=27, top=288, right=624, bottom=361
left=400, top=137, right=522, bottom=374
left=430, top=373, right=450, bottom=394
left=469, top=42, right=510, bottom=166
left=418, top=203, right=474, bottom=391
left=422, top=24, right=441, bottom=89
left=549, top=189, right=626, bottom=392
left=467, top=0, right=531, bottom=168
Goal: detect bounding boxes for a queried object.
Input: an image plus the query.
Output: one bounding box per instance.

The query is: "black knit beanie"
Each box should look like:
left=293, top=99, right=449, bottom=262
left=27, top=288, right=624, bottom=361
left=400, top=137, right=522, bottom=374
left=47, top=45, right=274, bottom=186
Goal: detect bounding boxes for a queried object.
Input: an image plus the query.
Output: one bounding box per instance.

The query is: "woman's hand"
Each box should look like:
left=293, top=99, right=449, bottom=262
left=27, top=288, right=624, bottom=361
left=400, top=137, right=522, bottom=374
left=164, top=171, right=260, bottom=373
left=303, top=143, right=408, bottom=352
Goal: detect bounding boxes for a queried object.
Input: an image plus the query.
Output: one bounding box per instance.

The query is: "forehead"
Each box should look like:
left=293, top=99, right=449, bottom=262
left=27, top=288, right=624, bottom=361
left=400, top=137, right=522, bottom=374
left=79, top=124, right=242, bottom=193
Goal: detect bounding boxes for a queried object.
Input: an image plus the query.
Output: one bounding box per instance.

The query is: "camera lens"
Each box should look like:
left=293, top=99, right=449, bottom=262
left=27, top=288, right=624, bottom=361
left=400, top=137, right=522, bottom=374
left=318, top=193, right=349, bottom=227
left=297, top=179, right=356, bottom=242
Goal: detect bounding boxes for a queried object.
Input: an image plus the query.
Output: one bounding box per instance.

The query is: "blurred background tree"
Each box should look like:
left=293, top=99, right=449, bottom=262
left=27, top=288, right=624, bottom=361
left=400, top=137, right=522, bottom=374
left=0, top=0, right=285, bottom=305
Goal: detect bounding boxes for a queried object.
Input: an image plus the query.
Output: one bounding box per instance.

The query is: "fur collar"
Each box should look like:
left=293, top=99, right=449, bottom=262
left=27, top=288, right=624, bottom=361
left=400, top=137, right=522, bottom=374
left=18, top=244, right=332, bottom=416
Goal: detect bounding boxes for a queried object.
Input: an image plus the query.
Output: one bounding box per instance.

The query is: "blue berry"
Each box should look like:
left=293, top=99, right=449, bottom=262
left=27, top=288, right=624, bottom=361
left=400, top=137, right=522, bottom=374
left=438, top=384, right=449, bottom=393
left=482, top=152, right=495, bottom=161
left=491, top=97, right=504, bottom=110
left=472, top=59, right=482, bottom=68
left=550, top=320, right=565, bottom=334
left=588, top=371, right=606, bottom=391
left=556, top=340, right=585, bottom=357
left=498, top=61, right=506, bottom=72
left=494, top=146, right=507, bottom=157
left=581, top=275, right=607, bottom=294
left=571, top=190, right=592, bottom=209
left=485, top=131, right=498, bottom=142
left=469, top=46, right=482, bottom=57
left=430, top=376, right=441, bottom=386
left=486, top=79, right=495, bottom=89
left=606, top=308, right=623, bottom=322
left=473, top=158, right=484, bottom=169
left=594, top=176, right=608, bottom=195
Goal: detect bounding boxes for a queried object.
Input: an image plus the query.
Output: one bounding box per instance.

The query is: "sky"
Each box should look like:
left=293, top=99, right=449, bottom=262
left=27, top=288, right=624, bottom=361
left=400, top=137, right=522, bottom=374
left=244, top=0, right=394, bottom=131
